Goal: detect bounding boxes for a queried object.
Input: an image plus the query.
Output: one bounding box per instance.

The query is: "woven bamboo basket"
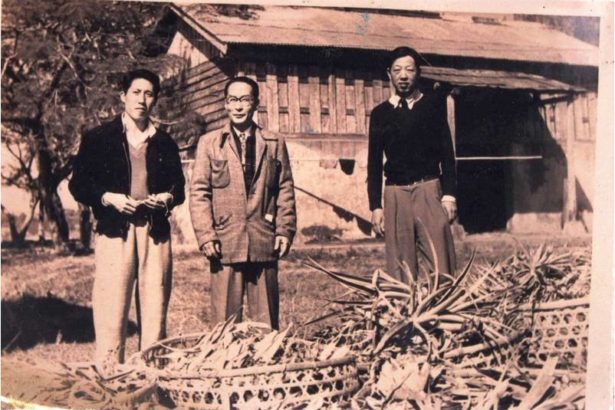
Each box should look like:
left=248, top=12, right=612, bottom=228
left=520, top=297, right=590, bottom=370
left=443, top=330, right=524, bottom=369
left=137, top=333, right=360, bottom=409
left=349, top=326, right=522, bottom=372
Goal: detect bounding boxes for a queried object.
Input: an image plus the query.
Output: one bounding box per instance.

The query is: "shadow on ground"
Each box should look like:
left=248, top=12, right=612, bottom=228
left=1, top=293, right=137, bottom=352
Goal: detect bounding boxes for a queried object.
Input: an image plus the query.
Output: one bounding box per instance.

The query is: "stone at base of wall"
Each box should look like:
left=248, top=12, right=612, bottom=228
left=563, top=219, right=589, bottom=236
left=506, top=213, right=562, bottom=233
left=505, top=212, right=593, bottom=234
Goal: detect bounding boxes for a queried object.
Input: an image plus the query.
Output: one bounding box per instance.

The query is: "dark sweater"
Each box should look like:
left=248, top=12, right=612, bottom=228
left=367, top=92, right=456, bottom=211
left=129, top=144, right=149, bottom=201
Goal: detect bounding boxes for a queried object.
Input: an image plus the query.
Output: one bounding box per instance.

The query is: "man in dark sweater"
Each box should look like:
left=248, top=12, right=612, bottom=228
left=69, top=69, right=185, bottom=365
left=367, top=47, right=456, bottom=283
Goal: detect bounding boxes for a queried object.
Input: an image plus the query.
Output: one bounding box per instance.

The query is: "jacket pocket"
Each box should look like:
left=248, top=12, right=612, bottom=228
left=211, top=159, right=230, bottom=188
left=214, top=212, right=232, bottom=230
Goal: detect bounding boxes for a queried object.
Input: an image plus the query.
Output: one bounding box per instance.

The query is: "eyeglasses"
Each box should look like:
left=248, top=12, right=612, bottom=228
left=226, top=96, right=254, bottom=105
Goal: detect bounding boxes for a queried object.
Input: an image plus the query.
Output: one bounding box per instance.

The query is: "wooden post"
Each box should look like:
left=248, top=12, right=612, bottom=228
left=446, top=90, right=465, bottom=239
left=244, top=62, right=259, bottom=125
left=372, top=76, right=383, bottom=105
left=308, top=65, right=322, bottom=133
left=345, top=70, right=357, bottom=133
left=335, top=69, right=347, bottom=133
left=265, top=63, right=279, bottom=132
left=563, top=96, right=578, bottom=230
left=288, top=64, right=301, bottom=133
left=355, top=73, right=366, bottom=135
left=446, top=92, right=457, bottom=158
left=327, top=68, right=337, bottom=133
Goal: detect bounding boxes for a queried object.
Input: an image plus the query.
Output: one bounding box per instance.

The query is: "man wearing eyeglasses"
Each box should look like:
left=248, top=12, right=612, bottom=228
left=190, top=77, right=296, bottom=329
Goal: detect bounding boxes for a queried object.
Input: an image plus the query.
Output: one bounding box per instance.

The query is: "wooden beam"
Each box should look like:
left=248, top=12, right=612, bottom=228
left=288, top=64, right=301, bottom=133
left=373, top=77, right=383, bottom=105
left=456, top=156, right=543, bottom=161
left=446, top=93, right=457, bottom=158
left=564, top=99, right=577, bottom=224
left=327, top=69, right=337, bottom=133
left=271, top=132, right=367, bottom=142
left=242, top=62, right=260, bottom=125
left=265, top=63, right=279, bottom=132
left=355, top=74, right=366, bottom=135
left=335, top=69, right=347, bottom=133
left=308, top=65, right=322, bottom=133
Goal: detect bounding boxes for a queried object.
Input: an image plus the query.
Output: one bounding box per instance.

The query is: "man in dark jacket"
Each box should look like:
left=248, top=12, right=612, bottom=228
left=69, top=69, right=185, bottom=364
left=367, top=47, right=457, bottom=284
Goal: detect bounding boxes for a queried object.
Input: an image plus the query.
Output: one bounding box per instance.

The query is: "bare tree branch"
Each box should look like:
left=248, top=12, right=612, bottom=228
left=1, top=30, right=19, bottom=79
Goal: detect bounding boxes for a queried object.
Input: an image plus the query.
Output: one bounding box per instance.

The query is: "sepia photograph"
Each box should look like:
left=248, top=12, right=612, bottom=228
left=1, top=0, right=613, bottom=408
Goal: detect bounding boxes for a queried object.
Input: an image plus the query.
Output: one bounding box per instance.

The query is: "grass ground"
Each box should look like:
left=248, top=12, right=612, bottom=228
left=1, top=233, right=591, bottom=395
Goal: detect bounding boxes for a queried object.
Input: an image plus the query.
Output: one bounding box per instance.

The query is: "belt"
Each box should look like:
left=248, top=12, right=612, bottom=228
left=386, top=175, right=439, bottom=187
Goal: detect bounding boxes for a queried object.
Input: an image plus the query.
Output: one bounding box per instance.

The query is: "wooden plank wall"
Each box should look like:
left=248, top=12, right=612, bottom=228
left=572, top=92, right=596, bottom=142
left=237, top=61, right=391, bottom=136
left=536, top=91, right=597, bottom=223
left=538, top=92, right=596, bottom=144
left=177, top=60, right=232, bottom=133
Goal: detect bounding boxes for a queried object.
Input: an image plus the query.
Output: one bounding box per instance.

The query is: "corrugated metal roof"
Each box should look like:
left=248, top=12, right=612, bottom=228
left=422, top=66, right=582, bottom=91
left=172, top=5, right=598, bottom=67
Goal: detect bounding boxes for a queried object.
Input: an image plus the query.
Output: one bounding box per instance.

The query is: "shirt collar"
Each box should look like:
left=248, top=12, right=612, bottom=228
left=388, top=89, right=424, bottom=110
left=231, top=124, right=254, bottom=139
left=122, top=112, right=157, bottom=147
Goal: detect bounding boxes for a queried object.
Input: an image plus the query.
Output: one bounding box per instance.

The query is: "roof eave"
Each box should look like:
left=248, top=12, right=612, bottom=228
left=169, top=4, right=229, bottom=56
left=223, top=40, right=597, bottom=68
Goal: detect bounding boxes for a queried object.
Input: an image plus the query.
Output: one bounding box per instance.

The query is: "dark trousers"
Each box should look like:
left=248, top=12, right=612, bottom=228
left=383, top=179, right=456, bottom=283
left=209, top=261, right=279, bottom=329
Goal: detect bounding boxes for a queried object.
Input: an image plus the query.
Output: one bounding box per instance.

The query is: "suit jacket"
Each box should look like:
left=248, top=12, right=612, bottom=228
left=190, top=123, right=296, bottom=264
left=69, top=116, right=185, bottom=240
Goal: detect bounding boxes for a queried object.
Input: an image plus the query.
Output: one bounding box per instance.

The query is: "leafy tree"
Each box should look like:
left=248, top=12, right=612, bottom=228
left=1, top=0, right=198, bottom=249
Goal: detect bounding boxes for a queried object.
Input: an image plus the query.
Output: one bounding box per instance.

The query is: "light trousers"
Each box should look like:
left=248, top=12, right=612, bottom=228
left=209, top=261, right=279, bottom=330
left=384, top=179, right=456, bottom=283
left=93, top=221, right=172, bottom=363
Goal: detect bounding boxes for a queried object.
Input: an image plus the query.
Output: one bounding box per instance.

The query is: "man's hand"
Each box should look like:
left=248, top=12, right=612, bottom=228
left=102, top=193, right=138, bottom=215
left=441, top=199, right=457, bottom=223
left=274, top=235, right=290, bottom=258
left=142, top=193, right=173, bottom=210
left=201, top=240, right=222, bottom=260
left=371, top=208, right=385, bottom=236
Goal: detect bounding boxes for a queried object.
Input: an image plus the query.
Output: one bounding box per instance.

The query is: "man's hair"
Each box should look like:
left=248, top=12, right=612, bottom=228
left=224, top=76, right=260, bottom=101
left=121, top=69, right=161, bottom=98
left=387, top=46, right=423, bottom=75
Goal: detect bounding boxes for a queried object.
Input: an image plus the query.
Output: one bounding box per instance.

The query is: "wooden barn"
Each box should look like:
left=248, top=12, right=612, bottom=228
left=153, top=5, right=599, bottom=244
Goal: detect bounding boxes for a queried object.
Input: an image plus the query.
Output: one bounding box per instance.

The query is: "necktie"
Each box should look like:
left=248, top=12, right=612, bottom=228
left=239, top=132, right=247, bottom=169
left=399, top=98, right=409, bottom=110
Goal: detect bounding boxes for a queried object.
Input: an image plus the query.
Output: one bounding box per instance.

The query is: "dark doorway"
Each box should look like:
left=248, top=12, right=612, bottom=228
left=457, top=160, right=510, bottom=233
left=454, top=89, right=545, bottom=233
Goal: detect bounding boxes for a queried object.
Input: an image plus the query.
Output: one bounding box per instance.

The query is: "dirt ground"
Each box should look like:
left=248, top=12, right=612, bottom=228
left=1, top=233, right=591, bottom=377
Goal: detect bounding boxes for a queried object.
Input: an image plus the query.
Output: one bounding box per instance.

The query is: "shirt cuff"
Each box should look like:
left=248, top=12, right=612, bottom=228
left=101, top=193, right=110, bottom=207
left=441, top=195, right=456, bottom=203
